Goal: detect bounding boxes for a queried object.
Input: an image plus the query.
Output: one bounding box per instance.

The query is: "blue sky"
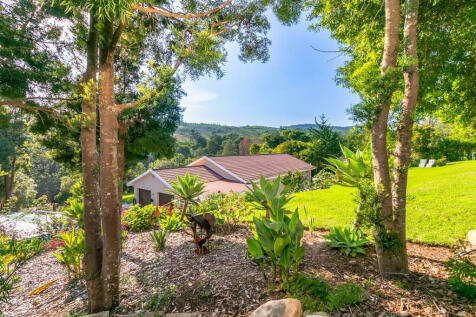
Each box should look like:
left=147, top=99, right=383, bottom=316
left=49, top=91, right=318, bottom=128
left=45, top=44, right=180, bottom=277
left=181, top=14, right=360, bottom=127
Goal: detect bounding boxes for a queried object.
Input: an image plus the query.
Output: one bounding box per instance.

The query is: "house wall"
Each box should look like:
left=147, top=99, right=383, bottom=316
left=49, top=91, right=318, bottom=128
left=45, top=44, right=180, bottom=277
left=132, top=174, right=170, bottom=206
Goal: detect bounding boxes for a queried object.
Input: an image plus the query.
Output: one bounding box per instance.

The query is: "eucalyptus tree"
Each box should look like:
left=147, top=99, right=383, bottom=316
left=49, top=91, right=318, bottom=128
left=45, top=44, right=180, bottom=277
left=304, top=0, right=474, bottom=276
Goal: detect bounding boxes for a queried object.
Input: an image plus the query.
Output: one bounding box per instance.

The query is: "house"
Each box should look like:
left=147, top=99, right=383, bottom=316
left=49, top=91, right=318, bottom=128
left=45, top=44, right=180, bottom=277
left=126, top=154, right=315, bottom=206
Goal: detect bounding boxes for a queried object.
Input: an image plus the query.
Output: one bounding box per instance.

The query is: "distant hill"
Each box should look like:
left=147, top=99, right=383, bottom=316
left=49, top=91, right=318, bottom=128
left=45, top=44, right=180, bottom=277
left=176, top=122, right=352, bottom=140
left=282, top=124, right=353, bottom=134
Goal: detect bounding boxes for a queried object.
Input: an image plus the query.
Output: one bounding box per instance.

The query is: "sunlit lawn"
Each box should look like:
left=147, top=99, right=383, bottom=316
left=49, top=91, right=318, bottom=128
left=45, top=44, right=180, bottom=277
left=288, top=160, right=476, bottom=246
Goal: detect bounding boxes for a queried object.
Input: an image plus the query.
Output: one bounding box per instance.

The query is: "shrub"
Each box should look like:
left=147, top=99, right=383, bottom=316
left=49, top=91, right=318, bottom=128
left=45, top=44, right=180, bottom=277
left=323, top=225, right=371, bottom=257
left=283, top=273, right=364, bottom=312
left=196, top=192, right=250, bottom=233
left=52, top=229, right=84, bottom=279
left=121, top=204, right=159, bottom=232
left=149, top=230, right=167, bottom=252
left=435, top=157, right=447, bottom=167
left=444, top=242, right=476, bottom=300
left=161, top=213, right=184, bottom=232
left=0, top=236, right=43, bottom=304
left=312, top=169, right=334, bottom=189
left=60, top=200, right=83, bottom=228
left=282, top=170, right=307, bottom=193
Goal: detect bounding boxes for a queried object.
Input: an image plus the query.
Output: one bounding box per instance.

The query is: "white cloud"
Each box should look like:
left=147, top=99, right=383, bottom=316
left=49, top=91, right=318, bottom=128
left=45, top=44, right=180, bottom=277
left=181, top=86, right=217, bottom=110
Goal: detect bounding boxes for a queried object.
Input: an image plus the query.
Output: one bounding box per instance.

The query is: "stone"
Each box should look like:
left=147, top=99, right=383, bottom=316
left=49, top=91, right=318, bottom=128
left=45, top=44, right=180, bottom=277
left=250, top=298, right=302, bottom=317
left=396, top=312, right=409, bottom=317
left=456, top=312, right=467, bottom=317
left=468, top=230, right=476, bottom=247
left=85, top=312, right=110, bottom=317
left=165, top=314, right=200, bottom=317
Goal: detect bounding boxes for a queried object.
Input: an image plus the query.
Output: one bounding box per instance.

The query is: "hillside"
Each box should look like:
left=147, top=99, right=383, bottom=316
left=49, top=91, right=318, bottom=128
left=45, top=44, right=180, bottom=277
left=176, top=122, right=353, bottom=139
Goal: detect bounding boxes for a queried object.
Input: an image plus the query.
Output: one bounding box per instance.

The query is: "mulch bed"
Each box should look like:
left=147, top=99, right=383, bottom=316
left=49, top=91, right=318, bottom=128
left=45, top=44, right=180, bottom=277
left=2, top=227, right=475, bottom=317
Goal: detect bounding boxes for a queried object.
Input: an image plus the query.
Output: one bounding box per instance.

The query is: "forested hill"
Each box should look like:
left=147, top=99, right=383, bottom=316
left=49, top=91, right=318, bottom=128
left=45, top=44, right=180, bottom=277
left=176, top=122, right=352, bottom=139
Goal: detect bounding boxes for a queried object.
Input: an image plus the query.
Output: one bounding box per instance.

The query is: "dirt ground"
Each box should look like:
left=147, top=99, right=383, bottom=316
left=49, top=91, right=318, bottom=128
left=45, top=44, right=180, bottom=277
left=2, top=228, right=475, bottom=316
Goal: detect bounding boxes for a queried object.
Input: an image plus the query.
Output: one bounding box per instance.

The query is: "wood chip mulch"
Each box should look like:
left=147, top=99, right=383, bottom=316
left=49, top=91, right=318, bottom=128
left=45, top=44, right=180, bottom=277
left=2, top=228, right=475, bottom=317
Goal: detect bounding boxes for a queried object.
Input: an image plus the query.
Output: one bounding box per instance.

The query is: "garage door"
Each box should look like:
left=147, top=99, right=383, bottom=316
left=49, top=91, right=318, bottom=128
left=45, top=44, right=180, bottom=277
left=158, top=192, right=174, bottom=206
left=138, top=188, right=151, bottom=206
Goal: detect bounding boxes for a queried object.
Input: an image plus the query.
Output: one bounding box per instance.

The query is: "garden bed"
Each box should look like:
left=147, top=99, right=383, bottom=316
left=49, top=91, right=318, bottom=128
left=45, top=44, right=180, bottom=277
left=2, top=228, right=474, bottom=316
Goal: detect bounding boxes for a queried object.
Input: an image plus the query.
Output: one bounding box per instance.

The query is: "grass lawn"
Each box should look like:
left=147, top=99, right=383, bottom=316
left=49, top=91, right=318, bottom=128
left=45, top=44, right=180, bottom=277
left=288, top=160, right=476, bottom=246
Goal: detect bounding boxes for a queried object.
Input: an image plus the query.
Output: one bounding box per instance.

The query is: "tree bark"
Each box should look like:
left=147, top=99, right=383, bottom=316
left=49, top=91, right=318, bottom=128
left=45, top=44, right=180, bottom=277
left=3, top=157, right=15, bottom=205
left=80, top=13, right=103, bottom=313
left=391, top=0, right=419, bottom=274
left=117, top=123, right=127, bottom=212
left=371, top=0, right=404, bottom=277
left=98, top=19, right=121, bottom=310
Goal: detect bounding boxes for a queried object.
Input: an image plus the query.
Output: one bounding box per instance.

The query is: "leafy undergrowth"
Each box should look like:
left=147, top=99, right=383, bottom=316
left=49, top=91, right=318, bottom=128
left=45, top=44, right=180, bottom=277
left=288, top=161, right=476, bottom=246
left=283, top=273, right=365, bottom=312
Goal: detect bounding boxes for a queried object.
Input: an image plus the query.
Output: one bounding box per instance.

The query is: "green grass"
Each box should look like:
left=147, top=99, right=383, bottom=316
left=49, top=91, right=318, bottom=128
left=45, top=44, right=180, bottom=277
left=288, top=161, right=476, bottom=246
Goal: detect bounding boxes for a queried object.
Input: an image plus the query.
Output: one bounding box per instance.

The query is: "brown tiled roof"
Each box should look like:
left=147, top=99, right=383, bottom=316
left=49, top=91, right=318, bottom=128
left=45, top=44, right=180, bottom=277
left=153, top=166, right=223, bottom=184
left=208, top=154, right=314, bottom=182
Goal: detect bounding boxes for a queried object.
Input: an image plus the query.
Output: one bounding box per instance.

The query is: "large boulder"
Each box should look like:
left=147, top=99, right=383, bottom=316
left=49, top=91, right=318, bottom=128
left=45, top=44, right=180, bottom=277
left=250, top=298, right=302, bottom=317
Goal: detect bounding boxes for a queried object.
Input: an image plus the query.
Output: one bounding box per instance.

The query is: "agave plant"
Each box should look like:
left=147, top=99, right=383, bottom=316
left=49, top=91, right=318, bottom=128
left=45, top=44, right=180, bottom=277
left=245, top=175, right=292, bottom=219
left=325, top=144, right=372, bottom=187
left=168, top=172, right=206, bottom=221
left=323, top=225, right=371, bottom=257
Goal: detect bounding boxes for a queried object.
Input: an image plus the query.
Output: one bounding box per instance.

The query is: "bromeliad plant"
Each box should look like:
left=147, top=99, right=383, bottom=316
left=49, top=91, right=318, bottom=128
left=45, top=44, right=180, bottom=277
left=246, top=176, right=304, bottom=285
left=323, top=225, right=371, bottom=257
left=168, top=172, right=206, bottom=221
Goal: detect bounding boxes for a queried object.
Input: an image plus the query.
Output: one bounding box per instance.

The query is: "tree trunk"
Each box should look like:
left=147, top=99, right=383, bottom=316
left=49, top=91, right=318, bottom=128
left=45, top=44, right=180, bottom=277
left=391, top=0, right=419, bottom=274
left=98, top=20, right=121, bottom=309
left=180, top=199, right=189, bottom=221
left=81, top=13, right=103, bottom=313
left=371, top=0, right=403, bottom=277
left=117, top=123, right=126, bottom=212
left=3, top=157, right=15, bottom=205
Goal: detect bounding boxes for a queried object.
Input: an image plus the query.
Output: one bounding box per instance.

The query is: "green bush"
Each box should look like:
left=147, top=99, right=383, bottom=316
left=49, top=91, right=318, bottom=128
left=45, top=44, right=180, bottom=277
left=121, top=204, right=158, bottom=232
left=323, top=225, right=371, bottom=257
left=435, top=157, right=447, bottom=167
left=312, top=169, right=334, bottom=189
left=160, top=213, right=184, bottom=232
left=282, top=170, right=307, bottom=193
left=444, top=242, right=476, bottom=300
left=283, top=273, right=364, bottom=312
left=196, top=192, right=250, bottom=233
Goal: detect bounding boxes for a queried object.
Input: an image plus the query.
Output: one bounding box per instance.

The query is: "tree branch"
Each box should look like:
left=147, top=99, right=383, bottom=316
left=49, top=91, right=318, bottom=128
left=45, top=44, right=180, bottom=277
left=114, top=57, right=183, bottom=114
left=131, top=0, right=232, bottom=19
left=0, top=97, right=78, bottom=112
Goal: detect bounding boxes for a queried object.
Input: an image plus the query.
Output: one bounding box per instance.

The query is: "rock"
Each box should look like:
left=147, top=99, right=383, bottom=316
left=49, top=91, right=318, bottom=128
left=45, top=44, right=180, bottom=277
left=456, top=312, right=467, bottom=317
left=250, top=298, right=302, bottom=317
left=165, top=314, right=200, bottom=317
left=86, top=312, right=110, bottom=317
left=468, top=230, right=476, bottom=247
left=396, top=312, right=409, bottom=317
left=115, top=312, right=164, bottom=317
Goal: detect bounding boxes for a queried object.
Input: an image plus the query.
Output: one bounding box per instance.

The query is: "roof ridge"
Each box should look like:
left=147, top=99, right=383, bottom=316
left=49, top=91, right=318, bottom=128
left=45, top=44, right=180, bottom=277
left=152, top=165, right=208, bottom=171
left=208, top=153, right=291, bottom=158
